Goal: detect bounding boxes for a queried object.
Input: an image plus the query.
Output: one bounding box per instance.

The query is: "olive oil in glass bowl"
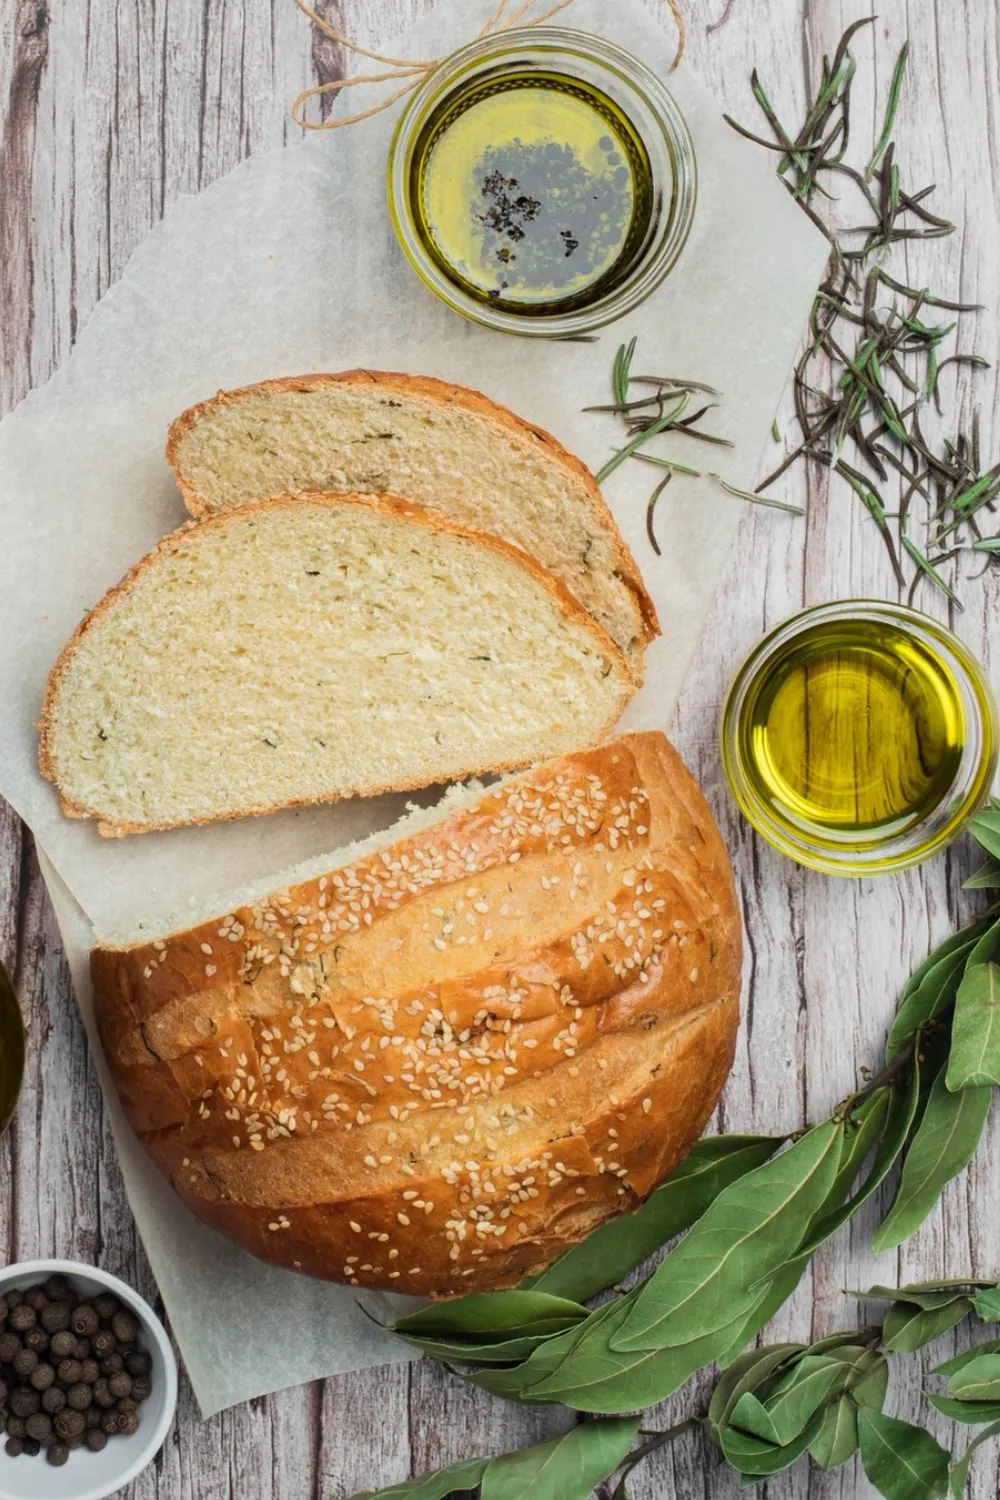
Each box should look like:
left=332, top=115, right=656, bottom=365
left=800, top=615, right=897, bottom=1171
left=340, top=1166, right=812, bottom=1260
left=722, top=601, right=999, bottom=876
left=388, top=29, right=696, bottom=337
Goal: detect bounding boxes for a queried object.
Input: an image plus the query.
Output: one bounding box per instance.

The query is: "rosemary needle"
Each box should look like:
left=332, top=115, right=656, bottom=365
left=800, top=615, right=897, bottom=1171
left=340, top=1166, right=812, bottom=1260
left=646, top=473, right=672, bottom=556
left=709, top=473, right=805, bottom=515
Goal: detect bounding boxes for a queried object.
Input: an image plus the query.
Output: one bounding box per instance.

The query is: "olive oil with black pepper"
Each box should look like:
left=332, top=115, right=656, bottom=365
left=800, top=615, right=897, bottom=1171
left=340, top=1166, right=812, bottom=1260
left=409, top=70, right=656, bottom=314
left=737, top=617, right=966, bottom=842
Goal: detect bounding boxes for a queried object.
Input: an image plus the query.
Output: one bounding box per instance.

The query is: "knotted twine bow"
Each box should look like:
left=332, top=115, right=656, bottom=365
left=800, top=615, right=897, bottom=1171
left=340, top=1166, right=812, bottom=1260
left=291, top=0, right=687, bottom=132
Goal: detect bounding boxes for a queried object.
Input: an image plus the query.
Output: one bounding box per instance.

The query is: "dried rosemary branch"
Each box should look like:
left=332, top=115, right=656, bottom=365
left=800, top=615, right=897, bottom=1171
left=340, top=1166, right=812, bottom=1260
left=726, top=17, right=998, bottom=606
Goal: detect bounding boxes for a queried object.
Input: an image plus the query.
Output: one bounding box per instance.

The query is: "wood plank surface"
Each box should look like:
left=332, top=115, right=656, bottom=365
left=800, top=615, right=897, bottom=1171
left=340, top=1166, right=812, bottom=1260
left=1, top=1, right=999, bottom=1495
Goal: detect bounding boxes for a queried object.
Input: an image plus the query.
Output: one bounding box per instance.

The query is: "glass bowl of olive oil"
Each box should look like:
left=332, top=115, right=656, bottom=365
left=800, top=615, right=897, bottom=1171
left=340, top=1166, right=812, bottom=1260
left=387, top=28, right=696, bottom=337
left=722, top=601, right=998, bottom=876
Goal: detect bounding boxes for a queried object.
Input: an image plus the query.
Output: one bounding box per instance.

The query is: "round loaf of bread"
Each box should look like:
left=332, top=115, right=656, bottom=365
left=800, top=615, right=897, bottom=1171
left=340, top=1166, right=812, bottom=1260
left=91, top=732, right=741, bottom=1298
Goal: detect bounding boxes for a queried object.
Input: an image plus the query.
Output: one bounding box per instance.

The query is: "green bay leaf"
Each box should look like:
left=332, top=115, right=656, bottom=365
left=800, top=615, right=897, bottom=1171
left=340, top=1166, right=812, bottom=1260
left=858, top=1410, right=950, bottom=1500
left=949, top=1420, right=1000, bottom=1497
left=883, top=1298, right=973, bottom=1353
left=947, top=961, right=1000, bottom=1090
left=524, top=1134, right=781, bottom=1303
left=886, top=919, right=994, bottom=1058
left=926, top=1392, right=1000, bottom=1426
left=974, top=1288, right=1000, bottom=1322
left=480, top=1417, right=639, bottom=1500
left=872, top=1069, right=993, bottom=1252
left=706, top=1344, right=805, bottom=1450
left=933, top=1337, right=1000, bottom=1377
left=611, top=1120, right=844, bottom=1353
left=809, top=1397, right=859, bottom=1471
left=947, top=1352, right=1000, bottom=1402
left=348, top=1457, right=488, bottom=1500
left=760, top=1354, right=847, bottom=1443
left=392, top=1291, right=587, bottom=1344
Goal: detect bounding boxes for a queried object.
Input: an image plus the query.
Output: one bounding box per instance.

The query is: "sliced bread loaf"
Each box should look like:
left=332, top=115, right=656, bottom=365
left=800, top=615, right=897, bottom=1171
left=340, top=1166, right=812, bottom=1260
left=40, top=493, right=637, bottom=836
left=165, top=370, right=658, bottom=664
left=91, top=732, right=741, bottom=1297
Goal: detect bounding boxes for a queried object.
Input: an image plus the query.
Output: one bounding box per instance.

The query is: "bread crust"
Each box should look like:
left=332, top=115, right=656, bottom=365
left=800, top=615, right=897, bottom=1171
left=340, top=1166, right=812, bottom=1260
left=38, top=491, right=638, bottom=837
left=91, top=732, right=741, bottom=1298
left=165, top=368, right=660, bottom=646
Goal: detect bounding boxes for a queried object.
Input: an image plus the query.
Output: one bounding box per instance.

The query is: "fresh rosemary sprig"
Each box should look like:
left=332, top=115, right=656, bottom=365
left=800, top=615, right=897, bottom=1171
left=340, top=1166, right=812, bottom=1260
left=728, top=17, right=998, bottom=605
left=591, top=343, right=790, bottom=549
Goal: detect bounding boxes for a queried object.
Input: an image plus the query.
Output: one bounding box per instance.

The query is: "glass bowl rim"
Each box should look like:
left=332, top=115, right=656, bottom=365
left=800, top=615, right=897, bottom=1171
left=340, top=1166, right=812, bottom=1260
left=386, top=25, right=698, bottom=338
left=720, top=598, right=999, bottom=877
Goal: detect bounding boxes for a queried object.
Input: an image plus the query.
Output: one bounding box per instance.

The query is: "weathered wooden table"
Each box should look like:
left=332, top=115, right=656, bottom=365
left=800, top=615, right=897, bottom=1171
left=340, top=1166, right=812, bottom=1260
left=2, top=1, right=999, bottom=1495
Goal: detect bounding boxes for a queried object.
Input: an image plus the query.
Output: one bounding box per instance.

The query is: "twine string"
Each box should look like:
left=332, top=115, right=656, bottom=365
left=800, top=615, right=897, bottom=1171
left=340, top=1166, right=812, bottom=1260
left=291, top=0, right=686, bottom=132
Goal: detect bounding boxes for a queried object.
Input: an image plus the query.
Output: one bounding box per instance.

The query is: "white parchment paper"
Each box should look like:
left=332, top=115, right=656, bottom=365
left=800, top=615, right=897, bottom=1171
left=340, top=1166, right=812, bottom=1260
left=0, top=0, right=828, bottom=1413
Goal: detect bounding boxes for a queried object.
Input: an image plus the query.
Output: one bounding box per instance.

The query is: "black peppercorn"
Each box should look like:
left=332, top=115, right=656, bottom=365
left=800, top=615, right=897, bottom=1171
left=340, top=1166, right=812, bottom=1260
left=110, top=1311, right=138, bottom=1344
left=117, top=1396, right=138, bottom=1414
left=0, top=1293, right=9, bottom=1323
left=0, top=1379, right=6, bottom=1408
left=70, top=1304, right=99, bottom=1338
left=125, top=1349, right=152, bottom=1377
left=92, top=1293, right=120, bottom=1321
left=24, top=1412, right=52, bottom=1442
left=49, top=1329, right=76, bottom=1359
left=5, top=1436, right=24, bottom=1457
left=47, top=1441, right=70, bottom=1466
left=5, top=1416, right=26, bottom=1438
left=23, top=1326, right=49, bottom=1353
left=53, top=1408, right=86, bottom=1441
left=73, top=1338, right=91, bottom=1360
left=12, top=1348, right=38, bottom=1379
left=85, top=1427, right=107, bottom=1452
left=80, top=1358, right=100, bottom=1384
left=92, top=1377, right=116, bottom=1409
left=41, top=1385, right=66, bottom=1414
left=8, top=1304, right=36, bottom=1334
left=0, top=1332, right=21, bottom=1363
left=24, top=1288, right=48, bottom=1313
left=56, top=1358, right=83, bottom=1386
left=5, top=1290, right=22, bottom=1308
left=108, top=1371, right=132, bottom=1400
left=85, top=1404, right=102, bottom=1428
left=65, top=1382, right=92, bottom=1412
left=118, top=1410, right=140, bottom=1436
left=100, top=1352, right=124, bottom=1376
left=40, top=1300, right=72, bottom=1333
left=10, top=1387, right=41, bottom=1418
left=43, top=1275, right=73, bottom=1304
left=100, top=1410, right=121, bottom=1436
left=21, top=1435, right=40, bottom=1457
left=91, top=1328, right=116, bottom=1357
left=29, top=1362, right=55, bottom=1392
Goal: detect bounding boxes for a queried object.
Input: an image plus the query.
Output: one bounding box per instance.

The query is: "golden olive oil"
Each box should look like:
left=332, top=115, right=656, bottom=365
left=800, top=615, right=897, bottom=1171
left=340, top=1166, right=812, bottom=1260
left=738, top=619, right=966, bottom=841
left=409, top=71, right=656, bottom=314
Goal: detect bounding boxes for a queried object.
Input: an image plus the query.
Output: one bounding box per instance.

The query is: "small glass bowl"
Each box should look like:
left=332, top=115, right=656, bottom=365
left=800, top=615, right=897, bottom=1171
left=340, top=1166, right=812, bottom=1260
left=721, top=600, right=999, bottom=877
left=387, top=27, right=697, bottom=338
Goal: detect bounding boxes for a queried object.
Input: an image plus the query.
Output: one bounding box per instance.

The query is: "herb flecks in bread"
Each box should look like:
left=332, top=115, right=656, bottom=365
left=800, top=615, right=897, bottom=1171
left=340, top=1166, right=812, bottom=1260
left=166, top=370, right=659, bottom=664
left=91, top=733, right=741, bottom=1298
left=39, top=493, right=636, bottom=836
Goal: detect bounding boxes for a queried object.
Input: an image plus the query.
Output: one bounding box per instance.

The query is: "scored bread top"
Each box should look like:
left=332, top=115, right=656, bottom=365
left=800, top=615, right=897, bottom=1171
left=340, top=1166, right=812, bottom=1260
left=39, top=492, right=638, bottom=837
left=165, top=369, right=659, bottom=664
left=91, top=732, right=742, bottom=1298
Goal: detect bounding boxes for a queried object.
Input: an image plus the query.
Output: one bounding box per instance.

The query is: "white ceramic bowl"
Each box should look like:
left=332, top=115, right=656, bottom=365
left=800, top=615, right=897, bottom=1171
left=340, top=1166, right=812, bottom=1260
left=0, top=1260, right=178, bottom=1500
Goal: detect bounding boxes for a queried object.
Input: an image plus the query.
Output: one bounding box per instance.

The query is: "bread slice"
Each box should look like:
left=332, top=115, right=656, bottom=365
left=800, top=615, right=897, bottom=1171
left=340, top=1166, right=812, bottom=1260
left=165, top=370, right=658, bottom=664
left=91, top=732, right=742, bottom=1297
left=39, top=492, right=637, bottom=837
